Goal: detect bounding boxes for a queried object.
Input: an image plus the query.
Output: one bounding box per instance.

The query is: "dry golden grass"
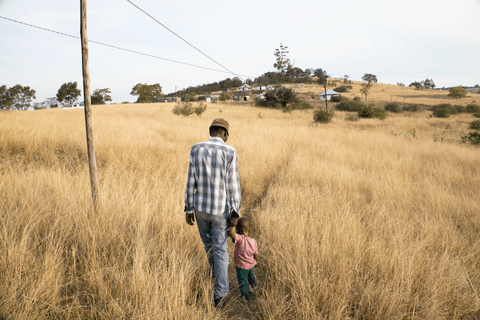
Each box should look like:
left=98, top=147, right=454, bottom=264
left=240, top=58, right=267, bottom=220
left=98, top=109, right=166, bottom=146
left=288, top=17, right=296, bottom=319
left=1, top=103, right=479, bottom=319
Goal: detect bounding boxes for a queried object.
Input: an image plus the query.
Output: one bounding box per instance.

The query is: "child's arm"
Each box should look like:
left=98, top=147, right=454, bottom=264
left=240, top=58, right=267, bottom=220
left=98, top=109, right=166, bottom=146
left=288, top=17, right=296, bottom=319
left=227, top=226, right=236, bottom=243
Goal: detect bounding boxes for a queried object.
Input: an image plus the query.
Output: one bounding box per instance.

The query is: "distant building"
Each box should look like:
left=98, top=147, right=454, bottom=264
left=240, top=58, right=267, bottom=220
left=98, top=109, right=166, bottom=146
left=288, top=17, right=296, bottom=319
left=205, top=95, right=220, bottom=103
left=233, top=94, right=250, bottom=102
left=319, top=89, right=340, bottom=101
left=238, top=84, right=252, bottom=91
left=255, top=92, right=266, bottom=100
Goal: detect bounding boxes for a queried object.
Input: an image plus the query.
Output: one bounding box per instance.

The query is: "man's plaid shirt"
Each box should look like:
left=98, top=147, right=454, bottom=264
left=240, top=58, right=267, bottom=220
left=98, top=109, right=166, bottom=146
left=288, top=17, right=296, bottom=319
left=185, top=137, right=241, bottom=216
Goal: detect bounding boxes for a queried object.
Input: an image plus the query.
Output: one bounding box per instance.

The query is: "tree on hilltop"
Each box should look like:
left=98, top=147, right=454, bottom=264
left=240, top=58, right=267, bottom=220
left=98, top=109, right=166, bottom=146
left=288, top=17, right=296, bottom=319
left=315, top=68, right=329, bottom=109
left=362, top=73, right=378, bottom=84
left=314, top=68, right=328, bottom=80
left=261, top=87, right=297, bottom=111
left=273, top=43, right=290, bottom=75
left=91, top=88, right=112, bottom=105
left=448, top=86, right=466, bottom=99
left=130, top=83, right=162, bottom=103
left=423, top=78, right=436, bottom=89
left=360, top=83, right=372, bottom=100
left=57, top=82, right=81, bottom=106
left=0, top=84, right=36, bottom=110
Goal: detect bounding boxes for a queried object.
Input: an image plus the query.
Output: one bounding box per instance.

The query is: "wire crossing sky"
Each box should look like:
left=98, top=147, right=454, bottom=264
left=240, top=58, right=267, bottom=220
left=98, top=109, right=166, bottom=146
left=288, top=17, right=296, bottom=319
left=126, top=0, right=244, bottom=81
left=1, top=0, right=479, bottom=103
left=0, top=15, right=254, bottom=78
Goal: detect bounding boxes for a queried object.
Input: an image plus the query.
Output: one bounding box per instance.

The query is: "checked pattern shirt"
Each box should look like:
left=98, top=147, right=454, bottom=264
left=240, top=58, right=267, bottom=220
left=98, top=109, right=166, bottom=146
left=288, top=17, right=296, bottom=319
left=185, top=137, right=241, bottom=216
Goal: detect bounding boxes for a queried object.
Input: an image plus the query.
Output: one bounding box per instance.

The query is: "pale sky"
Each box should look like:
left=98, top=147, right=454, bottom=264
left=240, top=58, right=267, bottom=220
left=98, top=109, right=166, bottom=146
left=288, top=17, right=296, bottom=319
left=1, top=0, right=479, bottom=104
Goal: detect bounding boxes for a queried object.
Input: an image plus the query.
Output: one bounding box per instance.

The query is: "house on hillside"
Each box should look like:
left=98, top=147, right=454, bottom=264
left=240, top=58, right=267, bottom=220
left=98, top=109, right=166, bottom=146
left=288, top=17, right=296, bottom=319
left=238, top=84, right=251, bottom=92
left=267, top=85, right=276, bottom=90
left=233, top=94, right=250, bottom=102
left=319, top=89, right=340, bottom=101
left=255, top=92, right=266, bottom=100
left=205, top=95, right=220, bottom=103
left=254, top=84, right=267, bottom=91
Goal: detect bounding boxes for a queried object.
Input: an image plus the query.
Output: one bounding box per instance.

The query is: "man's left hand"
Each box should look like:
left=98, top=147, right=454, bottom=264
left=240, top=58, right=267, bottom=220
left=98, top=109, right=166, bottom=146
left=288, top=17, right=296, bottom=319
left=186, top=212, right=195, bottom=226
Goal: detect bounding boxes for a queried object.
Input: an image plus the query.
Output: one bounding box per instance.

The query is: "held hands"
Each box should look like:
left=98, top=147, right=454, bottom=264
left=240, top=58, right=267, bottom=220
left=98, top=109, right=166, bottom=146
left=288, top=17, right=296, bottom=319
left=185, top=212, right=195, bottom=226
left=227, top=210, right=240, bottom=228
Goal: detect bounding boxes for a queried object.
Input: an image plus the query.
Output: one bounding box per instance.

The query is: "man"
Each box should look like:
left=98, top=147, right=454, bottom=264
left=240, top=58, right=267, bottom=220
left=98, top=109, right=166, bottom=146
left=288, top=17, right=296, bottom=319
left=184, top=118, right=241, bottom=307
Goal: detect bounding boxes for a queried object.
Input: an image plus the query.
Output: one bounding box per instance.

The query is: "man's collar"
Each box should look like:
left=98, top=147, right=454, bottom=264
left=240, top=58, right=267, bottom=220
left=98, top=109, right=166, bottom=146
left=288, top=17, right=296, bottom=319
left=209, top=136, right=225, bottom=144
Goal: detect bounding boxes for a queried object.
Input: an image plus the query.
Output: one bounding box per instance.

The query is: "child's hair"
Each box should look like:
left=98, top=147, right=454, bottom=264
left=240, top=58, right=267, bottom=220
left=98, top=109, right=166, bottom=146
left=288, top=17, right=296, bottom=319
left=236, top=218, right=250, bottom=235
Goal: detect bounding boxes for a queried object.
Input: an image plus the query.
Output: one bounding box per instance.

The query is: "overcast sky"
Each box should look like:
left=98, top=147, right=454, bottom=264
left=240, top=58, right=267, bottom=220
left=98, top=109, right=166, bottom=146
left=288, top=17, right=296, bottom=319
left=1, top=0, right=479, bottom=103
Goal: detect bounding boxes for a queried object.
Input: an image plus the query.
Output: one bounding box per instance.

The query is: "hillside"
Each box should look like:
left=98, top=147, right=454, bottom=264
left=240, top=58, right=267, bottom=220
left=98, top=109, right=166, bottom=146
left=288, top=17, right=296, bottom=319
left=211, top=80, right=480, bottom=107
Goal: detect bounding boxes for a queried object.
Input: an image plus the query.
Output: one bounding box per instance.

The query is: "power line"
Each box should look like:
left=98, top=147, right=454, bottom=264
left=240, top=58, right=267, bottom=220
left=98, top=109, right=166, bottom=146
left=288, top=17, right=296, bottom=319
left=126, top=0, right=244, bottom=81
left=0, top=15, right=255, bottom=78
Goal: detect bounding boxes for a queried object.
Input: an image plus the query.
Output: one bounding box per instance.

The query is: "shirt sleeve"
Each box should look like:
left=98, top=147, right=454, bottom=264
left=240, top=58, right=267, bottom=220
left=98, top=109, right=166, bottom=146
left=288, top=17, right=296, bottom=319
left=184, top=148, right=196, bottom=213
left=227, top=150, right=241, bottom=216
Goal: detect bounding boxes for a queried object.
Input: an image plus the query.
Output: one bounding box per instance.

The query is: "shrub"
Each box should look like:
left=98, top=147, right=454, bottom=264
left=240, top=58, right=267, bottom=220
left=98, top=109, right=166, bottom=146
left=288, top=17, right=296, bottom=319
left=256, top=99, right=281, bottom=109
left=172, top=102, right=192, bottom=116
left=358, top=104, right=386, bottom=119
left=347, top=85, right=353, bottom=90
left=345, top=114, right=359, bottom=121
left=282, top=104, right=294, bottom=113
left=385, top=102, right=401, bottom=113
left=454, top=105, right=466, bottom=113
left=461, top=131, right=480, bottom=145
left=194, top=102, right=207, bottom=116
left=353, top=96, right=361, bottom=101
left=403, top=104, right=418, bottom=112
left=334, top=86, right=348, bottom=93
left=474, top=113, right=480, bottom=118
left=336, top=100, right=365, bottom=112
left=172, top=101, right=206, bottom=117
left=431, top=104, right=457, bottom=118
left=466, top=104, right=480, bottom=113
left=256, top=87, right=297, bottom=109
left=219, top=93, right=228, bottom=101
left=330, top=95, right=346, bottom=103
left=313, top=108, right=334, bottom=123
left=470, top=120, right=480, bottom=130
left=290, top=100, right=312, bottom=110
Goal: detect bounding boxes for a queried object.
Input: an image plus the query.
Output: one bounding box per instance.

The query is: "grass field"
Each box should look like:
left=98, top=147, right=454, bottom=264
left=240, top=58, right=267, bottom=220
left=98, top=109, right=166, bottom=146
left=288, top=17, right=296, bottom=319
left=1, top=102, right=479, bottom=319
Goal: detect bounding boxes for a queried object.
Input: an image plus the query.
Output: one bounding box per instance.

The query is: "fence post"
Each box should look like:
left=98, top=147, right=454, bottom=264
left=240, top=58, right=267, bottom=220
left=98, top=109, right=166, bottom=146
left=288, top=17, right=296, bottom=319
left=80, top=0, right=100, bottom=211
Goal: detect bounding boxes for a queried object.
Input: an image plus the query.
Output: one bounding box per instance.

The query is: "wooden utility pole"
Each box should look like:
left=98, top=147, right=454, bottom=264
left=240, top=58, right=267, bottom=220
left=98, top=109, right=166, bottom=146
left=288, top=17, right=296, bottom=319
left=324, top=81, right=328, bottom=110
left=80, top=0, right=99, bottom=211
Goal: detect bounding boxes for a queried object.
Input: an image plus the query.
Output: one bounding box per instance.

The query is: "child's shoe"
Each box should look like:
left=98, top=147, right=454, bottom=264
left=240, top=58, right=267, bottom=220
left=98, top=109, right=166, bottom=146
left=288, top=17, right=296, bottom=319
left=249, top=284, right=257, bottom=293
left=214, top=296, right=226, bottom=308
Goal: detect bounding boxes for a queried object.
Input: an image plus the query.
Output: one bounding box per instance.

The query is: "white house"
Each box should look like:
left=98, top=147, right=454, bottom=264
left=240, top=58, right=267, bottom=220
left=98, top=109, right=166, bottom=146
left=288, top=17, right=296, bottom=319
left=319, top=89, right=340, bottom=101
left=233, top=95, right=250, bottom=101
left=267, top=85, right=276, bottom=90
left=254, top=85, right=267, bottom=91
left=239, top=84, right=252, bottom=91
left=62, top=102, right=85, bottom=109
left=255, top=92, right=266, bottom=100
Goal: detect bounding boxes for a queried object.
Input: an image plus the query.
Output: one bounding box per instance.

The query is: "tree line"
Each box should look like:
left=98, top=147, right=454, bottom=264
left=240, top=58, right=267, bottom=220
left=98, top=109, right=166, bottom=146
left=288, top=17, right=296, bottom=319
left=0, top=82, right=113, bottom=110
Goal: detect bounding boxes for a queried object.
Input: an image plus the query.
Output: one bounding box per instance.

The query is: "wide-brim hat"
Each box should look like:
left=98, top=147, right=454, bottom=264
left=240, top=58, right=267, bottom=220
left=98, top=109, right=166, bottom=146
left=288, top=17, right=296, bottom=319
left=210, top=118, right=229, bottom=135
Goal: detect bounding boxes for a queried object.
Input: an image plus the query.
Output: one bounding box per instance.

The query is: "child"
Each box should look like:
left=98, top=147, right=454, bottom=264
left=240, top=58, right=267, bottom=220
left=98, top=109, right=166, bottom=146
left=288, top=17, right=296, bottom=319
left=228, top=218, right=258, bottom=301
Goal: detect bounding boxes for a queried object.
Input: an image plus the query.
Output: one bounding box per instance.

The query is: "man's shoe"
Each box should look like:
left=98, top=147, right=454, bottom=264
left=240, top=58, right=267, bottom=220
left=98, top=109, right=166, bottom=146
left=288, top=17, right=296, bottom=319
left=214, top=296, right=226, bottom=308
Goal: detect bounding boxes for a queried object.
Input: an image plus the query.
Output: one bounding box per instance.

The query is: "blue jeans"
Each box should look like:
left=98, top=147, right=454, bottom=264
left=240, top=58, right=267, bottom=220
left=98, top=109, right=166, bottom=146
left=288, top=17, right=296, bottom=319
left=195, top=210, right=229, bottom=298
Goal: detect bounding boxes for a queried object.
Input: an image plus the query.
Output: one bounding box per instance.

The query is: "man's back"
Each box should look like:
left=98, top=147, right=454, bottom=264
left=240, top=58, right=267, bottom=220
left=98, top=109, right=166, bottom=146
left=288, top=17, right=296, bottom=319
left=185, top=137, right=241, bottom=216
